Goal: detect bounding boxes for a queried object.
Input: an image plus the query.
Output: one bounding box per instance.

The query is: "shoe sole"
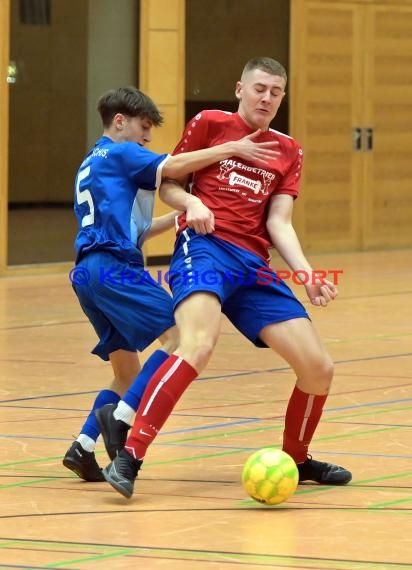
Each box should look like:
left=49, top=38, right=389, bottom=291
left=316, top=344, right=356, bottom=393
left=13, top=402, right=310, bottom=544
left=102, top=468, right=133, bottom=499
left=298, top=473, right=352, bottom=485
left=299, top=479, right=351, bottom=485
left=63, top=457, right=105, bottom=482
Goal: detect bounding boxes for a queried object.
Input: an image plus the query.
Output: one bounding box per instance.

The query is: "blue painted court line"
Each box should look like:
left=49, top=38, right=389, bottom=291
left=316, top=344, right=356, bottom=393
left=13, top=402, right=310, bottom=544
left=0, top=391, right=97, bottom=404
left=2, top=395, right=411, bottom=418
left=198, top=352, right=412, bottom=382
left=159, top=444, right=412, bottom=459
left=0, top=405, right=96, bottom=412
left=156, top=418, right=260, bottom=435
left=0, top=418, right=262, bottom=443
left=325, top=396, right=412, bottom=412
left=1, top=351, right=410, bottom=405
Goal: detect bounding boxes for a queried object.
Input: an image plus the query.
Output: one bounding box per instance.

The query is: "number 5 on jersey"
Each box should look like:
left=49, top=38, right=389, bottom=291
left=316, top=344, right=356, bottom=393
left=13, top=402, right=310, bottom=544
left=75, top=165, right=94, bottom=227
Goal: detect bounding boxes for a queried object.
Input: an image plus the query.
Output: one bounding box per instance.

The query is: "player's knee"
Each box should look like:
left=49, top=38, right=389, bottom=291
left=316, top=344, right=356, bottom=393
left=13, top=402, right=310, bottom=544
left=313, top=356, right=334, bottom=391
left=179, top=332, right=217, bottom=371
left=322, top=357, right=334, bottom=381
left=192, top=337, right=216, bottom=369
left=159, top=326, right=179, bottom=353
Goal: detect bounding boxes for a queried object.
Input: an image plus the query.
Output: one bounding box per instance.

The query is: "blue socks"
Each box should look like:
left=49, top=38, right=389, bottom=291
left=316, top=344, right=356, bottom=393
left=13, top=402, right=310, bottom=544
left=79, top=350, right=169, bottom=442
left=80, top=389, right=120, bottom=441
left=123, top=349, right=169, bottom=411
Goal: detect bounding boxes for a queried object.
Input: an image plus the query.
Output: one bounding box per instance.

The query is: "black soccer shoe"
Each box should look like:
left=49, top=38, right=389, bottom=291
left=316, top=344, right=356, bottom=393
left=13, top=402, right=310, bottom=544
left=62, top=441, right=105, bottom=482
left=298, top=456, right=352, bottom=485
left=102, top=449, right=143, bottom=499
left=95, top=403, right=129, bottom=460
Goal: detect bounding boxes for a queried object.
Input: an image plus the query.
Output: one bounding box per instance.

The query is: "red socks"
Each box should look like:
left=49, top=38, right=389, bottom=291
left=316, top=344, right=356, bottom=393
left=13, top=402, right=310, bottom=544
left=124, top=360, right=327, bottom=465
left=282, top=386, right=328, bottom=464
left=125, top=355, right=197, bottom=459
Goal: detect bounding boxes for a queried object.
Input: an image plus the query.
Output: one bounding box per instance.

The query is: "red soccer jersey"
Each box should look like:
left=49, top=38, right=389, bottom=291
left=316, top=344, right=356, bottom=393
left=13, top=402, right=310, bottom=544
left=173, top=110, right=303, bottom=261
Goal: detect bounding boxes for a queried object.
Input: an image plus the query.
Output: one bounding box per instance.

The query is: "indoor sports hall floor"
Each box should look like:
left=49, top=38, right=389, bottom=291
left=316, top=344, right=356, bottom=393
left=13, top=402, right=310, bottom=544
left=1, top=248, right=411, bottom=569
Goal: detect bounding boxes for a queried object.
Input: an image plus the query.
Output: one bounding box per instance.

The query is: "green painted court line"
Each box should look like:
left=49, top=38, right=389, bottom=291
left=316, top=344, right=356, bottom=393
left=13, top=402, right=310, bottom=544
left=149, top=447, right=249, bottom=466
left=0, top=454, right=95, bottom=468
left=351, top=470, right=412, bottom=486
left=314, top=425, right=402, bottom=443
left=164, top=418, right=403, bottom=447
left=338, top=508, right=412, bottom=517
left=46, top=548, right=135, bottom=568
left=0, top=402, right=410, bottom=470
left=0, top=539, right=126, bottom=553
left=294, top=471, right=412, bottom=512
left=0, top=405, right=409, bottom=492
left=3, top=466, right=411, bottom=501
left=0, top=425, right=404, bottom=488
left=326, top=404, right=412, bottom=423
left=0, top=449, right=109, bottom=469
left=0, top=477, right=57, bottom=489
left=165, top=422, right=282, bottom=444
left=0, top=540, right=23, bottom=548
left=240, top=500, right=412, bottom=518
left=0, top=420, right=404, bottom=476
left=242, top=470, right=412, bottom=502
left=295, top=470, right=412, bottom=496
left=1, top=539, right=411, bottom=569
left=370, top=495, right=412, bottom=509
left=164, top=424, right=401, bottom=450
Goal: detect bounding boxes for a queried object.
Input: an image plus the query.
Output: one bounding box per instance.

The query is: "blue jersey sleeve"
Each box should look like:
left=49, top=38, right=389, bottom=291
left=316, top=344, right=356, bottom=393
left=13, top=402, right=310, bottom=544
left=120, top=143, right=170, bottom=190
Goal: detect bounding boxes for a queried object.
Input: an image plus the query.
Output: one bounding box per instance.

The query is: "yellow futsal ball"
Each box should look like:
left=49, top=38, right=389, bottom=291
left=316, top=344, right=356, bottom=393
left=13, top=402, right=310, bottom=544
left=242, top=448, right=298, bottom=505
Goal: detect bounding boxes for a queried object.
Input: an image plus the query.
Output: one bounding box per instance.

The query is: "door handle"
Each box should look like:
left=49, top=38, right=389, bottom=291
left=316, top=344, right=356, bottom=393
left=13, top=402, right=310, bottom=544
left=353, top=127, right=362, bottom=151
left=364, top=127, right=373, bottom=151
left=353, top=127, right=373, bottom=151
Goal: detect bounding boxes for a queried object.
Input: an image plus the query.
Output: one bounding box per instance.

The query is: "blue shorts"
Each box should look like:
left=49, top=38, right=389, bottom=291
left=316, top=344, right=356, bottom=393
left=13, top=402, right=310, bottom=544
left=73, top=251, right=175, bottom=360
left=170, top=230, right=309, bottom=348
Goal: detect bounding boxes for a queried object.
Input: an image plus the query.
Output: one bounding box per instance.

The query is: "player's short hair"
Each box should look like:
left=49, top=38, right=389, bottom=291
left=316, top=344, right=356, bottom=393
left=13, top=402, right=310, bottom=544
left=97, top=86, right=164, bottom=128
left=241, top=57, right=287, bottom=82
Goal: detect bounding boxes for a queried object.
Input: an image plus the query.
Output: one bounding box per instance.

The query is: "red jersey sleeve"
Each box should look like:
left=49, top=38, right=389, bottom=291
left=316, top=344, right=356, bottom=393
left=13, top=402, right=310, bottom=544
left=173, top=112, right=210, bottom=155
left=276, top=144, right=304, bottom=198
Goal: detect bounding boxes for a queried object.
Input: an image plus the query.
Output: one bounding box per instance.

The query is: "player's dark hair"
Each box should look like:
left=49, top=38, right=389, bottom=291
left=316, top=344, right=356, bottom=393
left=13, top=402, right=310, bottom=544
left=97, top=86, right=164, bottom=128
left=242, top=57, right=287, bottom=82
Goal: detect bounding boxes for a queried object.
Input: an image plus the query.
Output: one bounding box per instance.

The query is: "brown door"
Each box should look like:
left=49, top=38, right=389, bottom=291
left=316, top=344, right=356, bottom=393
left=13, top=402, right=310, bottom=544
left=290, top=0, right=365, bottom=252
left=362, top=3, right=412, bottom=248
left=290, top=0, right=412, bottom=252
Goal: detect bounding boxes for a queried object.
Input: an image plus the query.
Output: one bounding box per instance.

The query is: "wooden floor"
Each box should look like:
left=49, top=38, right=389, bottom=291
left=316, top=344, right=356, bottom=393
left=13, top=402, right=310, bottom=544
left=1, top=249, right=412, bottom=570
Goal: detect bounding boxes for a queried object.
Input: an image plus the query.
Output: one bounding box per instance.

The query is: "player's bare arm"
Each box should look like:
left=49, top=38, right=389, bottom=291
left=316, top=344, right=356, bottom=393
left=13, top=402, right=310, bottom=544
left=160, top=178, right=215, bottom=235
left=229, top=130, right=281, bottom=164
left=266, top=193, right=338, bottom=307
left=161, top=131, right=280, bottom=179
left=147, top=210, right=181, bottom=239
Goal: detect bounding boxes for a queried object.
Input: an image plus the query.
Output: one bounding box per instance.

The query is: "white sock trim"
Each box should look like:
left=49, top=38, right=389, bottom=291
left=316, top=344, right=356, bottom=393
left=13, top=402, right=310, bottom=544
left=114, top=401, right=135, bottom=426
left=298, top=394, right=315, bottom=442
left=76, top=434, right=96, bottom=452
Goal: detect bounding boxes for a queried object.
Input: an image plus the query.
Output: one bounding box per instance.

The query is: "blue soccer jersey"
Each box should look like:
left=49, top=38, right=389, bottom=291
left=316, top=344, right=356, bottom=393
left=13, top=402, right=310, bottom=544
left=74, top=136, right=170, bottom=263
